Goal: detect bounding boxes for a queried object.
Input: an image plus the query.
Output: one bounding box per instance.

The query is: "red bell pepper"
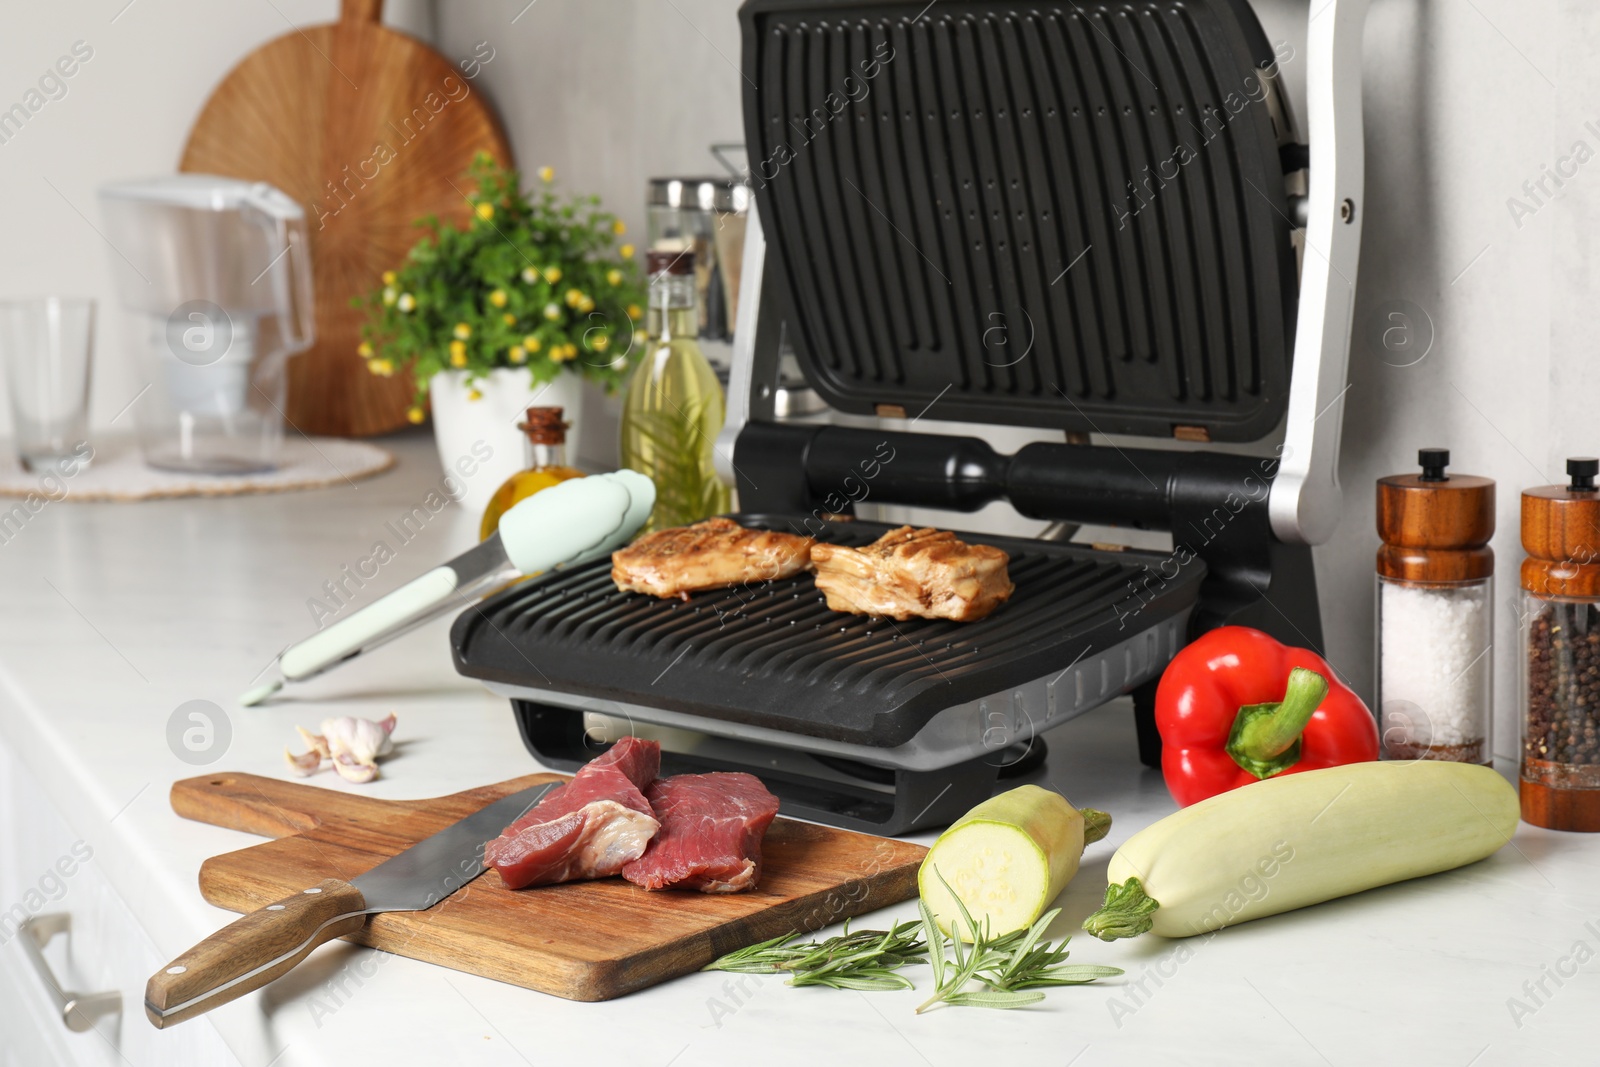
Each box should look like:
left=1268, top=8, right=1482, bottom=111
left=1156, top=625, right=1379, bottom=807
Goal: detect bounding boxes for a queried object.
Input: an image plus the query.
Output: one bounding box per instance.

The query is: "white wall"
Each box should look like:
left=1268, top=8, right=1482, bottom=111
left=0, top=0, right=1589, bottom=759
left=0, top=0, right=438, bottom=434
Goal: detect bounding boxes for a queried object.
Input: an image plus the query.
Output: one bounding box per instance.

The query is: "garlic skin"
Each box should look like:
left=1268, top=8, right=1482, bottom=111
left=284, top=714, right=397, bottom=783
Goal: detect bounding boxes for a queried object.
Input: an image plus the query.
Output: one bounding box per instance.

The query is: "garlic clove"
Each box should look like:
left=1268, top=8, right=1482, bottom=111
left=285, top=746, right=323, bottom=777
left=297, top=725, right=331, bottom=760
left=332, top=752, right=380, bottom=784
left=286, top=715, right=396, bottom=785
left=320, top=715, right=395, bottom=767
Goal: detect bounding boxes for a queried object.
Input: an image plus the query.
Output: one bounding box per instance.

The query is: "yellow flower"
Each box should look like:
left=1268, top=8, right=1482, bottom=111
left=382, top=287, right=397, bottom=306
left=381, top=270, right=397, bottom=286
left=502, top=312, right=517, bottom=326
left=475, top=202, right=494, bottom=222
left=467, top=388, right=483, bottom=401
left=489, top=289, right=508, bottom=308
left=543, top=303, right=561, bottom=321
left=453, top=323, right=471, bottom=340
left=564, top=289, right=582, bottom=308
left=357, top=340, right=373, bottom=358
left=545, top=266, right=562, bottom=284
left=521, top=266, right=538, bottom=284
left=407, top=406, right=425, bottom=425
left=612, top=219, right=627, bottom=236
left=633, top=329, right=647, bottom=347
left=522, top=335, right=542, bottom=352
left=566, top=343, right=580, bottom=360
left=626, top=303, right=643, bottom=320
left=607, top=269, right=623, bottom=287
left=538, top=165, right=555, bottom=183
left=591, top=334, right=610, bottom=351
left=449, top=339, right=468, bottom=367
left=578, top=296, right=595, bottom=313
left=509, top=345, right=527, bottom=364
left=619, top=244, right=635, bottom=259
left=397, top=293, right=415, bottom=312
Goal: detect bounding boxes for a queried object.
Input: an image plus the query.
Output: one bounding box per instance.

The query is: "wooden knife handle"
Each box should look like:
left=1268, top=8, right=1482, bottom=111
left=144, top=879, right=368, bottom=1029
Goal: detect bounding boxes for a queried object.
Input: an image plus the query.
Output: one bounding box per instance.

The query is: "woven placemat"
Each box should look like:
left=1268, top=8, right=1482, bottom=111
left=0, top=436, right=394, bottom=502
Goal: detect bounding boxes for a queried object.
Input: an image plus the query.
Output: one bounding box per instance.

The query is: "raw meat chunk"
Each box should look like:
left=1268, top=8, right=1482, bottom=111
left=612, top=518, right=814, bottom=599
left=622, top=773, right=781, bottom=893
left=811, top=526, right=1013, bottom=622
left=485, top=737, right=661, bottom=889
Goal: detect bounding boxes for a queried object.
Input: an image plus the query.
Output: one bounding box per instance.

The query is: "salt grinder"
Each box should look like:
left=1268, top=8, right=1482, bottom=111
left=1520, top=457, right=1600, bottom=831
left=1376, top=448, right=1495, bottom=764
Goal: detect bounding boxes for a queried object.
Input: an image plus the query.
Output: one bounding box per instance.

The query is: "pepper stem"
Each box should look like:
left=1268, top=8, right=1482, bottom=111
left=1082, top=878, right=1159, bottom=941
left=1225, top=667, right=1329, bottom=780
left=1080, top=808, right=1112, bottom=846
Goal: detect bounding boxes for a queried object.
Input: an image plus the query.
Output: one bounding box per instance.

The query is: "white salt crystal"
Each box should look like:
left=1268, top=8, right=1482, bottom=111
left=1379, top=581, right=1491, bottom=747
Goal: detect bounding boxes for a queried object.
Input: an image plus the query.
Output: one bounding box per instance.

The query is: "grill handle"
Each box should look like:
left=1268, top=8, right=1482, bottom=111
left=739, top=422, right=1279, bottom=534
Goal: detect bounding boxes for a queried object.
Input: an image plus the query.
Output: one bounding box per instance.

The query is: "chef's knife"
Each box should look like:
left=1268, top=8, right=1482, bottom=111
left=144, top=779, right=560, bottom=1028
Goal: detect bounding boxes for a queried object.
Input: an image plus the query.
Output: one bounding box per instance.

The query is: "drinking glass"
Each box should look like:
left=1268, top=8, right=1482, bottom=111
left=0, top=298, right=94, bottom=472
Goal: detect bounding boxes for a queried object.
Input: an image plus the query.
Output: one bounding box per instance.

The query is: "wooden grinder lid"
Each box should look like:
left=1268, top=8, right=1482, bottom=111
left=1376, top=448, right=1495, bottom=582
left=1522, top=457, right=1600, bottom=597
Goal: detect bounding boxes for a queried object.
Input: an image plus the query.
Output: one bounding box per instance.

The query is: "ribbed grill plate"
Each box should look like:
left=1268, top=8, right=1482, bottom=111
left=452, top=517, right=1203, bottom=748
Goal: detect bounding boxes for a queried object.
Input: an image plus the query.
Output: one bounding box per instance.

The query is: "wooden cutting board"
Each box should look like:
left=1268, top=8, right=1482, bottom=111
left=172, top=772, right=927, bottom=1001
left=180, top=0, right=512, bottom=436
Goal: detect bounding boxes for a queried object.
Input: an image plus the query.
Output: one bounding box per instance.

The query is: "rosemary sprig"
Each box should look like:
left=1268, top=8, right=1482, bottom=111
left=702, top=919, right=927, bottom=990
left=703, top=874, right=1123, bottom=1013
left=914, top=868, right=1124, bottom=1013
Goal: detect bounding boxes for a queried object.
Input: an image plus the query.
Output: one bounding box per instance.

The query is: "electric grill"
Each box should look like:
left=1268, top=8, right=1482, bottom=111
left=453, top=0, right=1371, bottom=833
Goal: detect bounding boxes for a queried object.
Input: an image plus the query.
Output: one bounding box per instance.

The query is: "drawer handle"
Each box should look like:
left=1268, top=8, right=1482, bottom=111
left=18, top=914, right=122, bottom=1033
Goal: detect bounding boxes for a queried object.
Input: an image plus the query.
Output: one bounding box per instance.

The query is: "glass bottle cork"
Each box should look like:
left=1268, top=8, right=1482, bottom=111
left=1520, top=457, right=1600, bottom=831
left=1376, top=448, right=1495, bottom=763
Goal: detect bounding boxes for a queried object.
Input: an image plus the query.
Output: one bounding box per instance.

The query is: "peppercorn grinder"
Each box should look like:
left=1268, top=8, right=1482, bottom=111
left=1376, top=449, right=1495, bottom=764
left=1520, top=457, right=1600, bottom=830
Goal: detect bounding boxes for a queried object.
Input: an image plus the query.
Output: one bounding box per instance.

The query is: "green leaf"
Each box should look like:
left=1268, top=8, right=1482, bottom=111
left=942, top=990, right=1047, bottom=1010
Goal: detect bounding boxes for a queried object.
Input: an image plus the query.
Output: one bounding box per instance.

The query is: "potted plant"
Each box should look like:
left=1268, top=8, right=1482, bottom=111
left=356, top=153, right=644, bottom=514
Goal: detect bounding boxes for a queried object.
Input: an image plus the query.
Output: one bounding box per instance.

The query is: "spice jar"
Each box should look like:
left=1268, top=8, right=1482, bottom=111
left=1376, top=448, right=1495, bottom=763
left=1520, top=457, right=1600, bottom=831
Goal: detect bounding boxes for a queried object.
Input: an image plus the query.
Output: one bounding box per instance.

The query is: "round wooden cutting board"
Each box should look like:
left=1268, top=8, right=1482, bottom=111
left=180, top=0, right=512, bottom=436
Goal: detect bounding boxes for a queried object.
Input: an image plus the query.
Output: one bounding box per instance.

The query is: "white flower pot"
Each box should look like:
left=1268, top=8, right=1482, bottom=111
left=429, top=367, right=585, bottom=518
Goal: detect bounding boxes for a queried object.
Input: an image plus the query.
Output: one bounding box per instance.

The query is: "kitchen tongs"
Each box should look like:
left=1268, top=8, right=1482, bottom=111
left=240, top=470, right=654, bottom=706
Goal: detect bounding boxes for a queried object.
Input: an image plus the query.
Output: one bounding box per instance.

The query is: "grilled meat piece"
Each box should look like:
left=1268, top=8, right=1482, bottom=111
left=612, top=517, right=814, bottom=599
left=811, top=526, right=1014, bottom=622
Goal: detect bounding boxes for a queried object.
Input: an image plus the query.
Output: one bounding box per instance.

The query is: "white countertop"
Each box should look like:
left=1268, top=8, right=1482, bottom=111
left=1, top=431, right=1595, bottom=1067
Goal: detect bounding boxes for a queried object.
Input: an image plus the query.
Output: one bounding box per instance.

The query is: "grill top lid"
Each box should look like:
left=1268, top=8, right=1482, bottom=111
left=740, top=0, right=1298, bottom=441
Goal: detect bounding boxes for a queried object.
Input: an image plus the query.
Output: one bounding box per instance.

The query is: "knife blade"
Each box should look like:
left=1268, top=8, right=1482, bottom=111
left=144, top=779, right=560, bottom=1028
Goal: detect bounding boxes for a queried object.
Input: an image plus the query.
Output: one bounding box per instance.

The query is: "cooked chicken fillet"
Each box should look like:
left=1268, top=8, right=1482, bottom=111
left=810, top=526, right=1013, bottom=622
left=612, top=518, right=815, bottom=599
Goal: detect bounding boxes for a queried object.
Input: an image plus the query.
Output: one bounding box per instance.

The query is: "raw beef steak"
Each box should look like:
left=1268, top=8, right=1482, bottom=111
left=486, top=737, right=661, bottom=889
left=621, top=772, right=781, bottom=893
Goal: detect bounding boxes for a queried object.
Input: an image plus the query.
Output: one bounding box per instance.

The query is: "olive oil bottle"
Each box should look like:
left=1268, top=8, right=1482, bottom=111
left=479, top=406, right=586, bottom=540
left=619, top=249, right=731, bottom=531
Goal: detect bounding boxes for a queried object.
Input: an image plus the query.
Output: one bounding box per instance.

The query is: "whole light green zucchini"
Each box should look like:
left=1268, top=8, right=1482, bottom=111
left=1082, top=761, right=1518, bottom=940
left=918, top=785, right=1111, bottom=940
